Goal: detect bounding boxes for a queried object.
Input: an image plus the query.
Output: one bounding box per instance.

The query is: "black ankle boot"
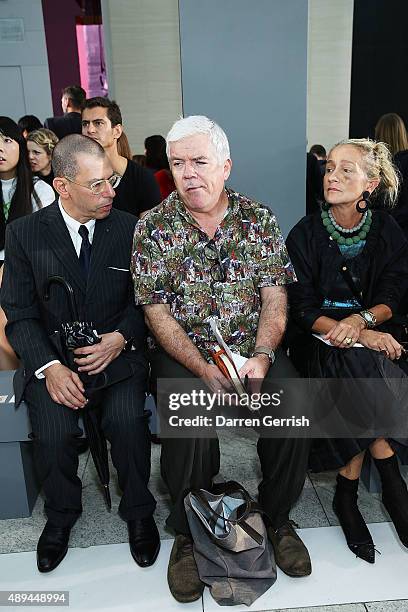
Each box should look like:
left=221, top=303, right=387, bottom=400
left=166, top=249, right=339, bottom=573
left=374, top=454, right=408, bottom=548
left=333, top=473, right=375, bottom=564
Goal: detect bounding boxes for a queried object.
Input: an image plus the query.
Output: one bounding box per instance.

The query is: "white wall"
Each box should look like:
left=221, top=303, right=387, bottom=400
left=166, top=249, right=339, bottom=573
left=102, top=0, right=355, bottom=161
left=0, top=0, right=52, bottom=122
left=307, top=0, right=354, bottom=152
left=101, top=0, right=182, bottom=154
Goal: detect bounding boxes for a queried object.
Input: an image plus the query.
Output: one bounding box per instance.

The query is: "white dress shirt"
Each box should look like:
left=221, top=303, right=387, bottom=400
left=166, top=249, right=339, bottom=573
left=35, top=200, right=96, bottom=378
left=57, top=200, right=95, bottom=255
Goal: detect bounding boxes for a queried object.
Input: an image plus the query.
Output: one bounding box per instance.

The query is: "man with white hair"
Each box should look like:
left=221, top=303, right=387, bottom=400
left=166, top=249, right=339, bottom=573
left=131, top=116, right=311, bottom=602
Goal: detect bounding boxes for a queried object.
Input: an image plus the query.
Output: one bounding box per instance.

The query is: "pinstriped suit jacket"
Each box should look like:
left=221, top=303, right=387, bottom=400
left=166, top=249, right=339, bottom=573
left=1, top=201, right=146, bottom=405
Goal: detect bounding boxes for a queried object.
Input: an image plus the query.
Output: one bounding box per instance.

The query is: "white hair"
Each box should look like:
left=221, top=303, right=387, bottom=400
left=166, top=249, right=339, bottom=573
left=166, top=115, right=230, bottom=164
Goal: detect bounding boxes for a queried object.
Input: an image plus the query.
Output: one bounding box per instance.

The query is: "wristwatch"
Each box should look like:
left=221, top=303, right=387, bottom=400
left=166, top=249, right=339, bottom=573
left=251, top=346, right=276, bottom=365
left=358, top=310, right=377, bottom=329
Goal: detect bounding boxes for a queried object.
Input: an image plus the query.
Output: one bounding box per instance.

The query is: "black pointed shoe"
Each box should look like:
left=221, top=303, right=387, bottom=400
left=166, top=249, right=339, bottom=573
left=332, top=499, right=375, bottom=564
left=128, top=516, right=160, bottom=567
left=37, top=522, right=71, bottom=573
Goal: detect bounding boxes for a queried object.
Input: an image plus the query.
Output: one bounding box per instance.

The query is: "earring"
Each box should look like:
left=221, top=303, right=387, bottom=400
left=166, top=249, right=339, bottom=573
left=321, top=200, right=331, bottom=212
left=356, top=190, right=371, bottom=214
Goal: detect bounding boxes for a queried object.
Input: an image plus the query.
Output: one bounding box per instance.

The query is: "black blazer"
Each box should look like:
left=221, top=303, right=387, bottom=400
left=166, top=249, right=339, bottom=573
left=1, top=201, right=146, bottom=404
left=286, top=210, right=408, bottom=333
left=44, top=112, right=82, bottom=139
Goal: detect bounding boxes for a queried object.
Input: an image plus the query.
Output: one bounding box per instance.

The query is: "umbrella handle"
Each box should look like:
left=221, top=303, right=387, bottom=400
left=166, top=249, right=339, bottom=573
left=44, top=275, right=79, bottom=320
left=84, top=371, right=109, bottom=394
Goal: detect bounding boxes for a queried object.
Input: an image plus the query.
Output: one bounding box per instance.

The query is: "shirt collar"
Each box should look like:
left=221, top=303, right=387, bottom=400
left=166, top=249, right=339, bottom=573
left=58, top=199, right=95, bottom=234
left=173, top=187, right=238, bottom=228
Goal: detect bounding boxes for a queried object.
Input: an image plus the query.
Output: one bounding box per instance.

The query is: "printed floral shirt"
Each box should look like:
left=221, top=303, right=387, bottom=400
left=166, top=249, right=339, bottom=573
left=131, top=188, right=296, bottom=359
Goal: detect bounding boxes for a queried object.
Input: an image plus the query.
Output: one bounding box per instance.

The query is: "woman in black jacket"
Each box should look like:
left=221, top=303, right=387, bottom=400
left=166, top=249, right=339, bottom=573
left=287, top=138, right=408, bottom=564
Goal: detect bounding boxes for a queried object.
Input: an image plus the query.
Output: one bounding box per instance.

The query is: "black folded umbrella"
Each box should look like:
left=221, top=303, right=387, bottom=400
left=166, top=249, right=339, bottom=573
left=44, top=275, right=111, bottom=510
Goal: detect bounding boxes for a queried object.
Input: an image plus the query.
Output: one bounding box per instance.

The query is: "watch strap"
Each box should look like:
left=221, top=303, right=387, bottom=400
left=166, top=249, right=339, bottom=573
left=252, top=346, right=275, bottom=365
left=359, top=309, right=376, bottom=329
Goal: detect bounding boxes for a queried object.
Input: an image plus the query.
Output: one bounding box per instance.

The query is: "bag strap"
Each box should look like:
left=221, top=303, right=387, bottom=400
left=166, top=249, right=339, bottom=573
left=191, top=486, right=265, bottom=545
left=211, top=480, right=271, bottom=523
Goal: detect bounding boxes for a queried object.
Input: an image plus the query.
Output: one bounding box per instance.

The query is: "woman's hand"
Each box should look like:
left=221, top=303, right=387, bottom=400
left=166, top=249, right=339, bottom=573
left=358, top=329, right=403, bottom=360
left=324, top=315, right=366, bottom=348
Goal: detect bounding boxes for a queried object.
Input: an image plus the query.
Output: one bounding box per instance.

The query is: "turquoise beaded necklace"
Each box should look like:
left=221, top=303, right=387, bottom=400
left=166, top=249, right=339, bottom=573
left=321, top=208, right=372, bottom=245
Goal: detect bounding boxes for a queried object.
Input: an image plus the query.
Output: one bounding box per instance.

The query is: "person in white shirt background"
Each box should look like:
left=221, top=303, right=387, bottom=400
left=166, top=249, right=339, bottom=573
left=0, top=116, right=55, bottom=369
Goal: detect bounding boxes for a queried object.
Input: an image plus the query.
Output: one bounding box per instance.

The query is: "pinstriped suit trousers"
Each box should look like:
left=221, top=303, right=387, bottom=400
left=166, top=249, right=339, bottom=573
left=150, top=348, right=311, bottom=535
left=25, top=370, right=156, bottom=528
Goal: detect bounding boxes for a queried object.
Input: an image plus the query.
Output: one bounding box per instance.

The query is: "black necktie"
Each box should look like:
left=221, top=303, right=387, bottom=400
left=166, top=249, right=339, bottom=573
left=78, top=225, right=92, bottom=277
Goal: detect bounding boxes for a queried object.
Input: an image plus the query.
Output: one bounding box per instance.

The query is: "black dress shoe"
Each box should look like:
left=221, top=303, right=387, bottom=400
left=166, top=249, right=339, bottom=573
left=37, top=522, right=71, bottom=573
left=128, top=516, right=160, bottom=567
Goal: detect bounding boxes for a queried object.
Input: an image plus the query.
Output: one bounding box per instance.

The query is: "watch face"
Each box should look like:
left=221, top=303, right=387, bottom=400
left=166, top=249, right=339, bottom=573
left=362, top=311, right=375, bottom=326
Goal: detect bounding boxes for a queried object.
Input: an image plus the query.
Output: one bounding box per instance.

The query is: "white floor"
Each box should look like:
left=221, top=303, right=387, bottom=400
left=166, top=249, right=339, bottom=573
left=1, top=523, right=408, bottom=611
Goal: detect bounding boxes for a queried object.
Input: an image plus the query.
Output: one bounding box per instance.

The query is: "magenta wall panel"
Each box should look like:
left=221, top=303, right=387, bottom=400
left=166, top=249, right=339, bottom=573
left=42, top=0, right=81, bottom=115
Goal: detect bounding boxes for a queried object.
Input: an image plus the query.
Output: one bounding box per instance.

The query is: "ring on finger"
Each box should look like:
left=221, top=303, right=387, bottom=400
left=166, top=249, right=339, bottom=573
left=344, top=337, right=353, bottom=346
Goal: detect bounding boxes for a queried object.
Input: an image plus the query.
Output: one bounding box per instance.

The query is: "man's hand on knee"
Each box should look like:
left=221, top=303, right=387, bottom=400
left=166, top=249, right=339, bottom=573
left=43, top=363, right=87, bottom=410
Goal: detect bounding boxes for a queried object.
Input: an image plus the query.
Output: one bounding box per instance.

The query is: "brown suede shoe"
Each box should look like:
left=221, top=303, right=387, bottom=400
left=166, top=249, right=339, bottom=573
left=268, top=520, right=312, bottom=577
left=167, top=535, right=204, bottom=603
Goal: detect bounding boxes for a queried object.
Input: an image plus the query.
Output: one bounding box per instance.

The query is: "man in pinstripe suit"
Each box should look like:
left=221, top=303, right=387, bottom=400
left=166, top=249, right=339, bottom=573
left=1, top=134, right=159, bottom=573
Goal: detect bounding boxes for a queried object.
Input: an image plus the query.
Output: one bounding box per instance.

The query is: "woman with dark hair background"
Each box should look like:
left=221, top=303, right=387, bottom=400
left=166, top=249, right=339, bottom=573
left=0, top=117, right=54, bottom=261
left=144, top=134, right=175, bottom=199
left=144, top=134, right=167, bottom=171
left=17, top=114, right=43, bottom=139
left=375, top=113, right=408, bottom=236
left=0, top=117, right=54, bottom=369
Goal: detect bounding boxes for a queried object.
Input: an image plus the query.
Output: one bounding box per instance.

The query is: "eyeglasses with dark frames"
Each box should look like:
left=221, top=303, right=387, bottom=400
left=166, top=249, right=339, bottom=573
left=203, top=240, right=227, bottom=283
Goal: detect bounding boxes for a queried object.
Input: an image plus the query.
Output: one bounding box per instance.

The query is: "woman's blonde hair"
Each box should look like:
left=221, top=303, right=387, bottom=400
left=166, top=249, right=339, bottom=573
left=27, top=128, right=59, bottom=157
left=375, top=113, right=408, bottom=157
left=330, top=137, right=400, bottom=208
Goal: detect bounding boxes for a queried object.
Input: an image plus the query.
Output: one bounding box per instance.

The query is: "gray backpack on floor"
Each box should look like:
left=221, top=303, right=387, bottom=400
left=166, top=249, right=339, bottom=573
left=184, top=481, right=276, bottom=606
